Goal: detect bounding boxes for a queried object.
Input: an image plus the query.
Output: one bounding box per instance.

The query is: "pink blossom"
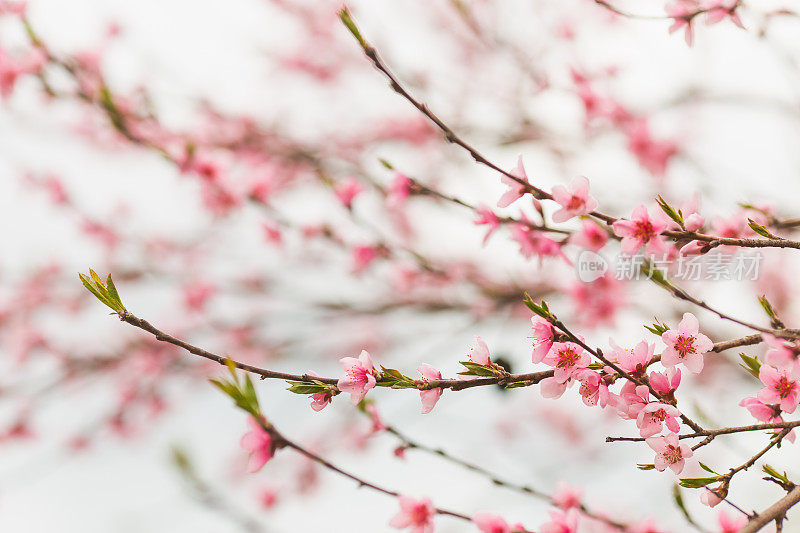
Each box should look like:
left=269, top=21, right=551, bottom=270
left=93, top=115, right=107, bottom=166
left=700, top=485, right=724, bottom=508
left=574, top=369, right=609, bottom=407
left=240, top=417, right=274, bottom=473
left=705, top=0, right=744, bottom=29
left=262, top=222, right=283, bottom=246
left=352, top=245, right=380, bottom=274
left=530, top=317, right=554, bottom=363
left=762, top=334, right=799, bottom=370
left=550, top=176, right=598, bottom=223
left=569, top=220, right=608, bottom=251
left=661, top=313, right=713, bottom=373
left=666, top=2, right=697, bottom=46
left=510, top=221, right=569, bottom=264
left=739, top=396, right=782, bottom=423
left=389, top=496, right=435, bottom=533
left=0, top=1, right=26, bottom=16
left=543, top=342, right=589, bottom=382
left=636, top=402, right=681, bottom=438
left=182, top=282, right=216, bottom=312
left=610, top=339, right=655, bottom=374
left=307, top=372, right=331, bottom=412
left=650, top=368, right=681, bottom=401
left=469, top=335, right=492, bottom=365
left=417, top=363, right=443, bottom=414
left=334, top=178, right=364, bottom=209
left=551, top=481, right=583, bottom=510
left=497, top=156, right=529, bottom=208
left=646, top=433, right=693, bottom=474
left=473, top=512, right=510, bottom=533
left=684, top=213, right=705, bottom=232
left=718, top=510, right=747, bottom=533
left=626, top=120, right=678, bottom=176
left=612, top=205, right=668, bottom=256
left=337, top=350, right=378, bottom=404
left=474, top=205, right=502, bottom=245
left=387, top=172, right=412, bottom=209
left=569, top=275, right=625, bottom=328
left=758, top=365, right=800, bottom=414
left=540, top=376, right=571, bottom=399
left=365, top=403, right=386, bottom=433
left=540, top=508, right=578, bottom=533
left=616, top=383, right=652, bottom=419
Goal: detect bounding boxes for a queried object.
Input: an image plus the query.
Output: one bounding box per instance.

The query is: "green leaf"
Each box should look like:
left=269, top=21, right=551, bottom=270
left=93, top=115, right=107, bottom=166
left=637, top=463, right=655, bottom=470
left=338, top=7, right=367, bottom=49
left=748, top=218, right=774, bottom=239
left=758, top=295, right=777, bottom=319
left=739, top=353, right=762, bottom=379
left=656, top=196, right=684, bottom=227
left=678, top=476, right=722, bottom=489
left=672, top=485, right=699, bottom=527
left=699, top=462, right=720, bottom=475
left=79, top=271, right=126, bottom=312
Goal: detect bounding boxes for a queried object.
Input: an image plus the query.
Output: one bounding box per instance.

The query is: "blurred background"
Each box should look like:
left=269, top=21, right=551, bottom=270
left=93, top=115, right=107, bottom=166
left=2, top=0, right=800, bottom=531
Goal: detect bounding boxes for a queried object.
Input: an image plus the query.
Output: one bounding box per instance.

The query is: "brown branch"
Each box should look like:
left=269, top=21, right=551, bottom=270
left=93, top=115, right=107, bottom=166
left=741, top=484, right=800, bottom=533
left=117, top=310, right=553, bottom=392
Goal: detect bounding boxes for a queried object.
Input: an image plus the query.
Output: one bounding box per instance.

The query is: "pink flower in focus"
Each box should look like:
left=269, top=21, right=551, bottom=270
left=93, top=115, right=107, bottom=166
left=334, top=178, right=364, bottom=209
left=240, top=417, right=274, bottom=473
left=610, top=339, right=655, bottom=374
left=758, top=365, right=800, bottom=414
left=540, top=508, right=578, bottom=533
left=763, top=334, right=799, bottom=370
left=473, top=512, right=510, bottom=533
left=497, top=156, right=529, bottom=208
left=550, top=176, right=598, bottom=223
left=661, top=313, right=713, bottom=373
left=306, top=372, right=331, bottom=412
left=530, top=317, right=554, bottom=364
left=574, top=369, right=609, bottom=407
left=612, top=205, right=668, bottom=256
left=646, top=433, right=693, bottom=474
left=636, top=402, right=681, bottom=438
left=543, top=342, right=589, bottom=383
left=551, top=481, right=583, bottom=510
left=389, top=496, right=435, bottom=533
left=469, top=335, right=492, bottom=365
left=337, top=350, right=378, bottom=404
left=616, top=382, right=651, bottom=419
left=417, top=363, right=443, bottom=414
left=739, top=396, right=782, bottom=423
left=569, top=219, right=608, bottom=251
left=650, top=368, right=681, bottom=402
left=474, top=205, right=502, bottom=245
left=700, top=485, right=724, bottom=508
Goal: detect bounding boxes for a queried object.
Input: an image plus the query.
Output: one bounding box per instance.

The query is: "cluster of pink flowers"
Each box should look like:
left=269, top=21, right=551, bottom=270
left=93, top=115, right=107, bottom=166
left=530, top=312, right=714, bottom=475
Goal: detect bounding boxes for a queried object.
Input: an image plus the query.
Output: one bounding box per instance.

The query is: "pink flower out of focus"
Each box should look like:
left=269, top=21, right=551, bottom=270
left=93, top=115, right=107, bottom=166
left=550, top=176, right=598, bottom=223
left=334, top=177, right=364, bottom=209
left=240, top=416, right=274, bottom=473
left=337, top=350, right=378, bottom=404
left=661, top=313, right=713, bottom=373
left=389, top=495, right=435, bottom=532
left=540, top=508, right=578, bottom=533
